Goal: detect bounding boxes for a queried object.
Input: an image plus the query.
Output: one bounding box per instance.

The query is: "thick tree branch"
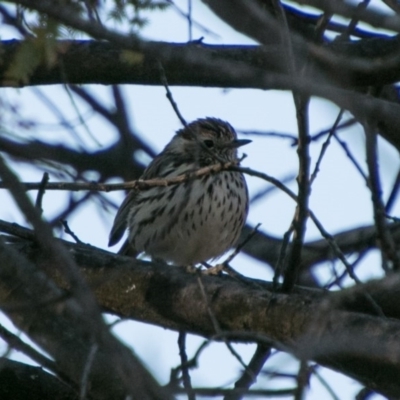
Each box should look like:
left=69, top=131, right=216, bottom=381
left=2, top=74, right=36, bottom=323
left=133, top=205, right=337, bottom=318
left=0, top=134, right=145, bottom=181
left=0, top=357, right=296, bottom=399
left=0, top=358, right=78, bottom=400
left=2, top=38, right=400, bottom=89
left=240, top=222, right=400, bottom=271
left=2, top=39, right=400, bottom=154
left=1, top=225, right=400, bottom=397
left=0, top=236, right=169, bottom=399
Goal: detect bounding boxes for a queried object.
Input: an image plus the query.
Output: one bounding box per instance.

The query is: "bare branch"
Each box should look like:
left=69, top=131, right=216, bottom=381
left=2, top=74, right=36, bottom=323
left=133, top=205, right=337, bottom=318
left=2, top=231, right=400, bottom=397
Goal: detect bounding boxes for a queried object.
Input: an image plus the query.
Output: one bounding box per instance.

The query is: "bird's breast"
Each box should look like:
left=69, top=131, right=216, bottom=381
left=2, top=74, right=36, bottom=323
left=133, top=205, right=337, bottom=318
left=128, top=171, right=248, bottom=265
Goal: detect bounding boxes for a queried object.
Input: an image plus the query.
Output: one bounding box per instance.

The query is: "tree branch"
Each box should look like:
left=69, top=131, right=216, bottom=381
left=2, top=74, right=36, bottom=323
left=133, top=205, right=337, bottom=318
left=2, top=38, right=400, bottom=88
left=2, top=226, right=400, bottom=397
left=0, top=358, right=78, bottom=400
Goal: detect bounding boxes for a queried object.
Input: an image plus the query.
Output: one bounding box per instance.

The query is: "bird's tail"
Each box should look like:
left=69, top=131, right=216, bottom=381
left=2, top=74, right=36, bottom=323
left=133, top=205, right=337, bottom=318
left=118, top=240, right=138, bottom=257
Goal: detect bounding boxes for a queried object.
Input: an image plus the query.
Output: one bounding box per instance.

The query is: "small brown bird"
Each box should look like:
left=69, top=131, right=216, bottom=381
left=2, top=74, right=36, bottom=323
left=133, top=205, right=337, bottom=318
left=108, top=118, right=250, bottom=265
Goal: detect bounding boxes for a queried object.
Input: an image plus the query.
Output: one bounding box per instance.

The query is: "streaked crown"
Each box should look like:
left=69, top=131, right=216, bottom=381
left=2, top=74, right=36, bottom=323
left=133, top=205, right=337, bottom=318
left=166, top=118, right=251, bottom=166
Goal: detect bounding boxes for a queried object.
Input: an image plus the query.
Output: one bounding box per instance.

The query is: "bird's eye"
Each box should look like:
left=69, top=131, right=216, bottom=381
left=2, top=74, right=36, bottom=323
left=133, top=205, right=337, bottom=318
left=204, top=140, right=214, bottom=148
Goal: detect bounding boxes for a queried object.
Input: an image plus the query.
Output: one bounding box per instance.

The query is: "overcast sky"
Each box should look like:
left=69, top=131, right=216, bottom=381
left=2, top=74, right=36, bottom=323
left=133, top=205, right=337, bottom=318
left=0, top=1, right=398, bottom=398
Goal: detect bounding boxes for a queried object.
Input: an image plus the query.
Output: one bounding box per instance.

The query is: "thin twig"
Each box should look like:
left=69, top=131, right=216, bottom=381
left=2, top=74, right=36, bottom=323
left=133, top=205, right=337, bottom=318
left=238, top=130, right=297, bottom=142
left=63, top=84, right=101, bottom=148
left=270, top=0, right=311, bottom=293
left=62, top=220, right=84, bottom=244
left=312, top=367, right=341, bottom=400
left=310, top=109, right=344, bottom=185
left=195, top=273, right=251, bottom=375
left=309, top=117, right=357, bottom=143
left=385, top=168, right=400, bottom=213
left=158, top=61, right=187, bottom=127
left=217, top=224, right=263, bottom=283
left=364, top=123, right=400, bottom=271
left=250, top=174, right=295, bottom=205
left=187, top=0, right=192, bottom=41
left=309, top=211, right=362, bottom=285
left=80, top=342, right=98, bottom=400
left=0, top=161, right=239, bottom=192
left=232, top=166, right=298, bottom=201
left=224, top=344, right=271, bottom=400
left=309, top=210, right=385, bottom=317
left=337, top=0, right=371, bottom=41
left=111, top=85, right=135, bottom=144
left=50, top=191, right=93, bottom=227
left=355, top=387, right=374, bottom=400
left=158, top=62, right=231, bottom=166
left=324, top=251, right=367, bottom=289
left=386, top=214, right=400, bottom=223
left=314, top=11, right=332, bottom=43
left=0, top=323, right=58, bottom=375
left=178, top=331, right=195, bottom=400
left=69, top=85, right=155, bottom=156
left=333, top=133, right=368, bottom=182
left=273, top=226, right=294, bottom=290
left=282, top=95, right=311, bottom=293
left=0, top=4, right=33, bottom=37
left=35, top=172, right=49, bottom=214
left=173, top=386, right=296, bottom=397
left=222, top=223, right=261, bottom=265
left=294, top=361, right=310, bottom=400
left=169, top=339, right=209, bottom=388
left=165, top=0, right=219, bottom=38
left=32, top=87, right=87, bottom=148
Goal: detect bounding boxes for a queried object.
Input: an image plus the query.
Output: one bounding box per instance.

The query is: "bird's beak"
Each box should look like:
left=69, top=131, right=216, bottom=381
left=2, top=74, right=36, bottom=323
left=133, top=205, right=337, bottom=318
left=229, top=139, right=252, bottom=148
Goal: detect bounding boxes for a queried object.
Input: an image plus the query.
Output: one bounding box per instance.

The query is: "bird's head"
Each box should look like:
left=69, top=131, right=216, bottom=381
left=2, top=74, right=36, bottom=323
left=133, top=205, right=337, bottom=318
left=168, top=118, right=251, bottom=166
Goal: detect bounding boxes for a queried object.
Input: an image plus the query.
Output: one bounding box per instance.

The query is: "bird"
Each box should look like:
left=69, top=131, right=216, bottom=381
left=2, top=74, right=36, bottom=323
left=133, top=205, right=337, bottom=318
left=108, top=117, right=251, bottom=266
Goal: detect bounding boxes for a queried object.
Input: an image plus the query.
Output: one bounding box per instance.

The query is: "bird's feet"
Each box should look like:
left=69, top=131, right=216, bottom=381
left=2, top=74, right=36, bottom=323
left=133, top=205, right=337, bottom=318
left=183, top=263, right=224, bottom=275
left=202, top=263, right=224, bottom=275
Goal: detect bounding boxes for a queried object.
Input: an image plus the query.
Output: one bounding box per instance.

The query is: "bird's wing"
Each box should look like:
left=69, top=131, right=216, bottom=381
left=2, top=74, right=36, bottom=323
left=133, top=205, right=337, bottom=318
left=108, top=152, right=173, bottom=247
left=108, top=189, right=137, bottom=246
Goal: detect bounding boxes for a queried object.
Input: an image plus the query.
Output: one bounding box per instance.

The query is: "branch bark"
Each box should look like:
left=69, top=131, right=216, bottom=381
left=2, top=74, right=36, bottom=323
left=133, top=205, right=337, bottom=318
left=2, top=38, right=400, bottom=89
left=2, top=226, right=400, bottom=397
left=0, top=358, right=78, bottom=400
left=240, top=222, right=400, bottom=270
left=0, top=236, right=169, bottom=400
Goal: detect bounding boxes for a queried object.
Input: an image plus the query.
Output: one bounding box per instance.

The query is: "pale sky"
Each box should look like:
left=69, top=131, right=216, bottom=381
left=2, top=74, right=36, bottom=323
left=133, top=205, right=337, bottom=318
left=0, top=1, right=398, bottom=398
